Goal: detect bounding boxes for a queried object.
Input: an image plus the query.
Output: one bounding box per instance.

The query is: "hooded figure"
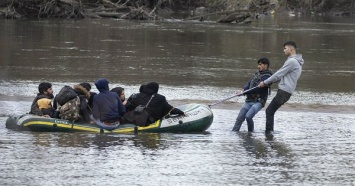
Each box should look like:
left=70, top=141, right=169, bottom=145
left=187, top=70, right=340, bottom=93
left=91, top=78, right=126, bottom=130
left=123, top=82, right=184, bottom=126
left=125, top=84, right=145, bottom=108
left=143, top=82, right=159, bottom=95
left=259, top=41, right=304, bottom=133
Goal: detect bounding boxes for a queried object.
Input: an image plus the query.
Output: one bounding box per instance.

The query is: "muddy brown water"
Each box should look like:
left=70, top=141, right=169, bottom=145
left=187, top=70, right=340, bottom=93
left=1, top=15, right=355, bottom=185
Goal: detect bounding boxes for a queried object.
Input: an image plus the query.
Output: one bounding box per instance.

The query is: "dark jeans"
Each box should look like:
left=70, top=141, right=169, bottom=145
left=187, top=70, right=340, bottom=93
left=265, top=89, right=291, bottom=132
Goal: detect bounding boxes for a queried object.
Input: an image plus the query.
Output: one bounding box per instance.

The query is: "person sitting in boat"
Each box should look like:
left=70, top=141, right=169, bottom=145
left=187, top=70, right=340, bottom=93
left=73, top=83, right=92, bottom=123
left=29, top=82, right=56, bottom=118
left=126, top=84, right=145, bottom=99
left=110, top=87, right=127, bottom=105
left=123, top=84, right=145, bottom=112
left=90, top=78, right=126, bottom=130
left=79, top=82, right=97, bottom=110
left=122, top=82, right=185, bottom=126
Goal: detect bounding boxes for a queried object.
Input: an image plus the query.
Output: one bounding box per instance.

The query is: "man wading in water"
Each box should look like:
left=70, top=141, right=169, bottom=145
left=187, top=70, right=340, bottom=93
left=232, top=58, right=273, bottom=132
left=259, top=41, right=304, bottom=134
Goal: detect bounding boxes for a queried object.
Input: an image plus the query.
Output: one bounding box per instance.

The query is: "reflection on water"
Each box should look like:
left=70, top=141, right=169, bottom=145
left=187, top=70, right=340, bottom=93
left=237, top=132, right=269, bottom=158
left=29, top=132, right=166, bottom=153
left=1, top=108, right=355, bottom=185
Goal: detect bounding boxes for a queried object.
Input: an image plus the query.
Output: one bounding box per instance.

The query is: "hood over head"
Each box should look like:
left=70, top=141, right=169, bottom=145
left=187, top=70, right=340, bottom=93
left=143, top=82, right=159, bottom=95
left=291, top=54, right=304, bottom=66
left=139, top=84, right=145, bottom=93
left=95, top=78, right=110, bottom=92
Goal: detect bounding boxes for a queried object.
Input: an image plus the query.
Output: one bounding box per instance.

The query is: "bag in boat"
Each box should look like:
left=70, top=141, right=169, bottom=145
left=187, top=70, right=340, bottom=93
left=59, top=96, right=81, bottom=121
left=122, top=95, right=155, bottom=127
left=122, top=107, right=151, bottom=127
left=134, top=105, right=145, bottom=113
left=56, top=85, right=78, bottom=106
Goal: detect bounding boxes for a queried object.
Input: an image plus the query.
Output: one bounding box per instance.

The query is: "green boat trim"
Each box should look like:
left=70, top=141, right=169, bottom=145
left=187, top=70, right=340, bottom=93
left=6, top=103, right=214, bottom=133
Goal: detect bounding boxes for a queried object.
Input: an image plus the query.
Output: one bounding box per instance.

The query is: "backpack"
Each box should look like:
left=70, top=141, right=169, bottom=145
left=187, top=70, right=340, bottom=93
left=59, top=96, right=81, bottom=121
left=56, top=86, right=78, bottom=106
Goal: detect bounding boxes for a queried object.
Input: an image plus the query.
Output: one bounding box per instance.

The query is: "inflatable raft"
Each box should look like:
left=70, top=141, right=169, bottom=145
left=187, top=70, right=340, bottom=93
left=6, top=104, right=213, bottom=133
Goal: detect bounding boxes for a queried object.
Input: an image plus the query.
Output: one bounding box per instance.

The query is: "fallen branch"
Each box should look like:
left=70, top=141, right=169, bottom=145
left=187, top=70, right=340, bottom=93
left=217, top=12, right=251, bottom=23
left=185, top=9, right=250, bottom=21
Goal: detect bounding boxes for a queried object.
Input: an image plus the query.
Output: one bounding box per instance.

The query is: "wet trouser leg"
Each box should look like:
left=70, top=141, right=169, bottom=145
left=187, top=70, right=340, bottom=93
left=245, top=102, right=263, bottom=132
left=265, top=89, right=291, bottom=132
left=233, top=102, right=262, bottom=132
left=232, top=102, right=251, bottom=131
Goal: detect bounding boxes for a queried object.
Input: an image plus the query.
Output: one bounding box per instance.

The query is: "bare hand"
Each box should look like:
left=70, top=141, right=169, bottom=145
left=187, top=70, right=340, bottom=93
left=259, top=81, right=265, bottom=88
left=123, top=100, right=128, bottom=105
left=236, top=89, right=244, bottom=94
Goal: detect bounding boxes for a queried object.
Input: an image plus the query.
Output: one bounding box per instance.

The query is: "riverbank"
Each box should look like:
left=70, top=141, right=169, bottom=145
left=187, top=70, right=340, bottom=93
left=1, top=0, right=354, bottom=20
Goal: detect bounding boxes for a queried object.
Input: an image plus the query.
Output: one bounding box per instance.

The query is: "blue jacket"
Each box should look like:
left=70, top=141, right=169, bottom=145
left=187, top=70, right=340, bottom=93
left=92, top=78, right=126, bottom=122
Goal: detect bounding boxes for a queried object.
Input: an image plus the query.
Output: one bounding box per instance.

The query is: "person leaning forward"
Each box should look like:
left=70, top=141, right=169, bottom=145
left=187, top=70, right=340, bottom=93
left=259, top=41, right=304, bottom=134
left=232, top=58, right=273, bottom=132
left=123, top=82, right=185, bottom=126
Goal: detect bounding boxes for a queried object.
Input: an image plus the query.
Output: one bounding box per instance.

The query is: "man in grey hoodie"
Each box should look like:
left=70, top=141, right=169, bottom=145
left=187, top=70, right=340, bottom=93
left=258, top=41, right=304, bottom=133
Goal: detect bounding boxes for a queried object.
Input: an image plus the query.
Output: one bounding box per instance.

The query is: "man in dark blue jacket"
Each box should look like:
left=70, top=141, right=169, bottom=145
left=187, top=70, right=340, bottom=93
left=91, top=78, right=126, bottom=130
left=232, top=58, right=273, bottom=132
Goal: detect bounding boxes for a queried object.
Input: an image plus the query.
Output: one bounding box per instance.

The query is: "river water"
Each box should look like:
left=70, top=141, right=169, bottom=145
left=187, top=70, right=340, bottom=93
left=1, top=15, right=355, bottom=185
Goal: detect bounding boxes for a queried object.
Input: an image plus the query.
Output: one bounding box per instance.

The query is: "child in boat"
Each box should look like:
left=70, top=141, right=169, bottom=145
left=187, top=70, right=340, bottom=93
left=29, top=82, right=55, bottom=118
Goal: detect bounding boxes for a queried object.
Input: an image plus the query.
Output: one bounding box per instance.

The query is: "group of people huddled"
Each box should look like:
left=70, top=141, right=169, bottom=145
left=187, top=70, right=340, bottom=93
left=29, top=78, right=185, bottom=130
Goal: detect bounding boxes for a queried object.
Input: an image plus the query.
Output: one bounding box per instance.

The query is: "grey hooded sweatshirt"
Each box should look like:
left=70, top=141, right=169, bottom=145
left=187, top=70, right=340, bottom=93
left=264, top=54, right=304, bottom=94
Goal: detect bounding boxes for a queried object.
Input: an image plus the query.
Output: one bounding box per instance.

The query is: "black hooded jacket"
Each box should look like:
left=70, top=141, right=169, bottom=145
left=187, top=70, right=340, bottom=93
left=125, top=82, right=184, bottom=120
